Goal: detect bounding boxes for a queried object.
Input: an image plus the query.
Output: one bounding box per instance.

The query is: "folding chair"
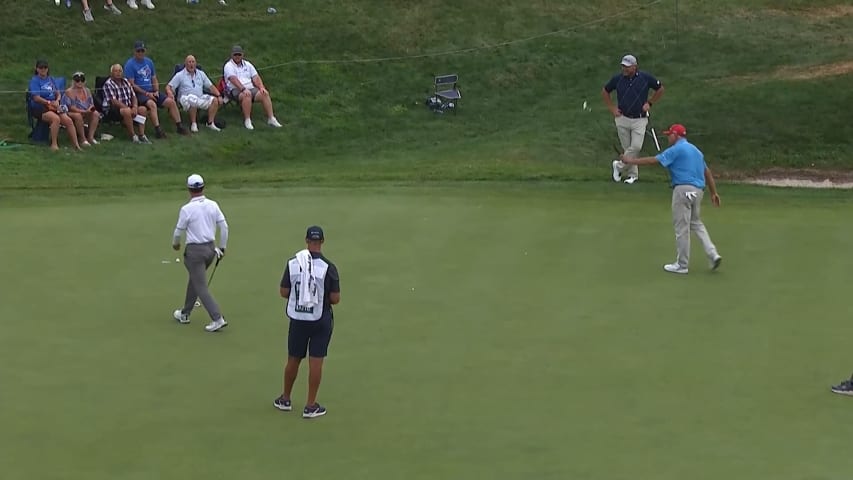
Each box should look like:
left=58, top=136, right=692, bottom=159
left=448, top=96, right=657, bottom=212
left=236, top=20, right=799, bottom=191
left=433, top=74, right=461, bottom=113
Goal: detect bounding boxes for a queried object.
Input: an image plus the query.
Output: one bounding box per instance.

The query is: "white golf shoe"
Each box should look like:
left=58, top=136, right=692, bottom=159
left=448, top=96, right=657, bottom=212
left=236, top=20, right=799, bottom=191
left=611, top=160, right=622, bottom=182
left=205, top=317, right=228, bottom=332
left=663, top=263, right=688, bottom=274
left=173, top=309, right=190, bottom=324
left=624, top=176, right=637, bottom=184
left=711, top=255, right=722, bottom=271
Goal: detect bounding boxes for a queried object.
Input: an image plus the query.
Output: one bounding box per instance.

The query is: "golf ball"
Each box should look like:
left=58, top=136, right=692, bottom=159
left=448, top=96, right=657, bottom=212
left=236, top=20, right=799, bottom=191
left=582, top=101, right=588, bottom=110
left=175, top=258, right=181, bottom=263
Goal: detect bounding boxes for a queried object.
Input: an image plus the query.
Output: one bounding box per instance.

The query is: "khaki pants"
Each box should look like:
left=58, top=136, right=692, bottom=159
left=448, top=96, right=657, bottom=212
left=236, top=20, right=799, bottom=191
left=672, top=185, right=719, bottom=268
left=612, top=115, right=647, bottom=179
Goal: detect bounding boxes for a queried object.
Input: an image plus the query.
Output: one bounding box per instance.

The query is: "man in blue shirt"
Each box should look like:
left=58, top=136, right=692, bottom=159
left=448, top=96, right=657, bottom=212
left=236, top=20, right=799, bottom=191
left=125, top=40, right=187, bottom=137
left=621, top=123, right=722, bottom=274
left=602, top=54, right=664, bottom=184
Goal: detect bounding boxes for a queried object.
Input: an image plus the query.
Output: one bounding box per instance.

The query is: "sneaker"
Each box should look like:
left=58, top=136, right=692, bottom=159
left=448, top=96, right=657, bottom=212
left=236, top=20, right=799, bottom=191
left=141, top=0, right=155, bottom=9
left=711, top=255, right=722, bottom=271
left=88, top=138, right=99, bottom=145
left=273, top=396, right=292, bottom=411
left=219, top=0, right=227, bottom=5
left=176, top=124, right=188, bottom=135
left=155, top=128, right=166, bottom=139
left=105, top=3, right=122, bottom=14
left=126, top=0, right=138, bottom=9
left=65, top=0, right=72, bottom=8
left=830, top=379, right=853, bottom=396
left=132, top=135, right=140, bottom=144
left=190, top=122, right=199, bottom=133
left=663, top=263, right=689, bottom=274
left=139, top=135, right=152, bottom=144
left=611, top=160, right=622, bottom=182
left=624, top=176, right=638, bottom=184
left=302, top=403, right=327, bottom=419
left=268, top=117, right=283, bottom=128
left=205, top=317, right=227, bottom=332
left=244, top=119, right=254, bottom=130
left=55, top=0, right=60, bottom=5
left=83, top=8, right=94, bottom=21
left=207, top=122, right=221, bottom=132
left=173, top=309, right=190, bottom=324
left=81, top=141, right=91, bottom=147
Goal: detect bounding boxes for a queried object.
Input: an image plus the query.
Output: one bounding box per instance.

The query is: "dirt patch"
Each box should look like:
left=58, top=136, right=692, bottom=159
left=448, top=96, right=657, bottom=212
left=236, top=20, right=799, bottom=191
left=725, top=60, right=853, bottom=83
left=722, top=168, right=853, bottom=189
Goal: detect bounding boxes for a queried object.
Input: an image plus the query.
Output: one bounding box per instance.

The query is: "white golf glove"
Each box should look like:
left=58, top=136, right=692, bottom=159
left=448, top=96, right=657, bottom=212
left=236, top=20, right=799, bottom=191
left=214, top=247, right=225, bottom=259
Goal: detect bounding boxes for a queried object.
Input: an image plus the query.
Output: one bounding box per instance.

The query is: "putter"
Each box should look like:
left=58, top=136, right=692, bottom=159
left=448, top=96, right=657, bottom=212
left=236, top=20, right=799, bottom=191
left=647, top=112, right=661, bottom=152
left=194, top=256, right=222, bottom=308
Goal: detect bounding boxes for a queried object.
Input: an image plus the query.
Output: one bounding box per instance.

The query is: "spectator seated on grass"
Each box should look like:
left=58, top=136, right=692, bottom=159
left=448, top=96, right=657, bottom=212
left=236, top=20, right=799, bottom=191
left=63, top=71, right=100, bottom=146
left=28, top=59, right=81, bottom=151
left=166, top=55, right=223, bottom=133
left=125, top=40, right=187, bottom=137
left=223, top=45, right=283, bottom=130
left=104, top=63, right=150, bottom=144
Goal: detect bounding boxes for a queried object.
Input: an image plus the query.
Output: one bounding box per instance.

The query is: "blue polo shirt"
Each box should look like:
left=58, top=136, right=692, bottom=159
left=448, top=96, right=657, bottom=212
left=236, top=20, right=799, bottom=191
left=124, top=57, right=157, bottom=92
left=603, top=71, right=662, bottom=119
left=655, top=138, right=706, bottom=189
left=28, top=75, right=59, bottom=108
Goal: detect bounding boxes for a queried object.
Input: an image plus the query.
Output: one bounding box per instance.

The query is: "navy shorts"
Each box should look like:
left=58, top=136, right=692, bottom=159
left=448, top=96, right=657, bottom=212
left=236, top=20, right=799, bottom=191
left=136, top=91, right=169, bottom=108
left=288, top=317, right=333, bottom=359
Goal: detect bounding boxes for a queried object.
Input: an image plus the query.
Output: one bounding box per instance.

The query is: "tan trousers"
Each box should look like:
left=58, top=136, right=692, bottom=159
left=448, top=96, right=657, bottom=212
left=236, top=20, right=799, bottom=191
left=612, top=115, right=647, bottom=179
left=672, top=185, right=719, bottom=268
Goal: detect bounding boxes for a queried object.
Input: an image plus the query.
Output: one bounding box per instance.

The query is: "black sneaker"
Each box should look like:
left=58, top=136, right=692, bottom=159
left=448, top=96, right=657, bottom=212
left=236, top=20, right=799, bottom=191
left=177, top=124, right=189, bottom=135
left=302, top=403, right=326, bottom=419
left=273, top=396, right=292, bottom=411
left=830, top=379, right=853, bottom=396
left=155, top=127, right=167, bottom=139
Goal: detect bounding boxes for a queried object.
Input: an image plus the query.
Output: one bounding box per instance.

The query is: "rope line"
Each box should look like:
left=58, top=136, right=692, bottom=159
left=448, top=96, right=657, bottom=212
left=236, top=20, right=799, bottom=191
left=0, top=0, right=662, bottom=94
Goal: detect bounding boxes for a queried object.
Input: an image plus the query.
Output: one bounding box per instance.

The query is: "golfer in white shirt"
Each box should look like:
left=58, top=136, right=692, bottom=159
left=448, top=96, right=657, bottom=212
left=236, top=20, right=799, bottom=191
left=171, top=173, right=229, bottom=332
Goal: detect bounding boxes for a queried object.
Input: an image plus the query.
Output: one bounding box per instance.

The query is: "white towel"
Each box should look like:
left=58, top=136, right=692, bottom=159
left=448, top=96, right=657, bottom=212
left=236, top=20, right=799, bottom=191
left=295, top=249, right=321, bottom=308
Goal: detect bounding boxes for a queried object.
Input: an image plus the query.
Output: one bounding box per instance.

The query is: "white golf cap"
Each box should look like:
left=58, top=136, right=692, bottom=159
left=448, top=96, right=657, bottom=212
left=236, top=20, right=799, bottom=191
left=620, top=54, right=637, bottom=67
left=187, top=174, right=204, bottom=189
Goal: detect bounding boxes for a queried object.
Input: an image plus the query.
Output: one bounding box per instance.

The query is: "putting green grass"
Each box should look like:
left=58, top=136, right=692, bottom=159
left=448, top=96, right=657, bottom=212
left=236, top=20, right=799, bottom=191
left=2, top=184, right=852, bottom=479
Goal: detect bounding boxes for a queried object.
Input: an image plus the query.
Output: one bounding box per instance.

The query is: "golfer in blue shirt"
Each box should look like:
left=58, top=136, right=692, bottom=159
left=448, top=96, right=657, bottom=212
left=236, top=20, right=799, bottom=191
left=621, top=123, right=723, bottom=274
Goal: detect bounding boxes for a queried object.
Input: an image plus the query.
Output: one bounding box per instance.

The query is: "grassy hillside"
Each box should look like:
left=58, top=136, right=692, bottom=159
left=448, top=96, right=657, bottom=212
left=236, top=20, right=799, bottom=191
left=0, top=0, right=851, bottom=190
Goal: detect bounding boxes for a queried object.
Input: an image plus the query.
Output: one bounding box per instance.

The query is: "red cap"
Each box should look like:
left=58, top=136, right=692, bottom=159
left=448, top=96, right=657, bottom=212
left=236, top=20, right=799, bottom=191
left=662, top=124, right=687, bottom=136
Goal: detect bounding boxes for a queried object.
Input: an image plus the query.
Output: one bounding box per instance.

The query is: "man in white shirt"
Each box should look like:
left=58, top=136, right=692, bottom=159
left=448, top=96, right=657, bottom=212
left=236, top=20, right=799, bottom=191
left=166, top=55, right=223, bottom=133
left=223, top=45, right=283, bottom=130
left=171, top=173, right=229, bottom=332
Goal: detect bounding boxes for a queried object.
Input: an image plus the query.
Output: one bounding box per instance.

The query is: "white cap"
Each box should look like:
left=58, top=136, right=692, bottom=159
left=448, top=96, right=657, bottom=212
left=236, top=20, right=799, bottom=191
left=620, top=54, right=637, bottom=67
left=187, top=174, right=204, bottom=189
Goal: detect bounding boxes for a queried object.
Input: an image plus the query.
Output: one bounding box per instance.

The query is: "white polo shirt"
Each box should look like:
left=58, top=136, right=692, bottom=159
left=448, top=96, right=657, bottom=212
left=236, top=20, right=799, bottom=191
left=173, top=196, right=229, bottom=247
left=223, top=59, right=259, bottom=93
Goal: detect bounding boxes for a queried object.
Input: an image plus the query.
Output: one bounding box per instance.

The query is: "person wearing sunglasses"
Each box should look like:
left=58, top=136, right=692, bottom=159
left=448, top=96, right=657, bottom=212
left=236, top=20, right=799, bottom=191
left=28, top=59, right=81, bottom=151
left=64, top=71, right=100, bottom=146
left=223, top=45, right=283, bottom=130
left=125, top=41, right=188, bottom=137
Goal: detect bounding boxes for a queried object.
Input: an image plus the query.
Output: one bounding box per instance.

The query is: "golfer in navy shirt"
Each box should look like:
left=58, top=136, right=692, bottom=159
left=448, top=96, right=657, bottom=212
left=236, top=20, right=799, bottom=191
left=621, top=123, right=723, bottom=274
left=602, top=54, right=664, bottom=184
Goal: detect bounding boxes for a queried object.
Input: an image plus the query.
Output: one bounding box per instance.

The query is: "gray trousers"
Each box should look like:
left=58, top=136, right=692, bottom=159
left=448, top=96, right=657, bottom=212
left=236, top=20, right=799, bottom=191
left=612, top=115, right=647, bottom=179
left=182, top=242, right=222, bottom=321
left=672, top=185, right=719, bottom=268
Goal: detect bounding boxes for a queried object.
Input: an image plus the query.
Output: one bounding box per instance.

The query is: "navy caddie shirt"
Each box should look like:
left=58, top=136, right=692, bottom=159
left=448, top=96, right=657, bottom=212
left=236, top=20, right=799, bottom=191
left=603, top=71, right=662, bottom=119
